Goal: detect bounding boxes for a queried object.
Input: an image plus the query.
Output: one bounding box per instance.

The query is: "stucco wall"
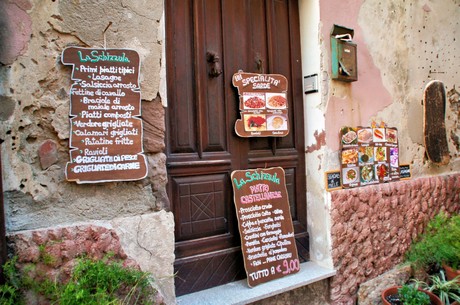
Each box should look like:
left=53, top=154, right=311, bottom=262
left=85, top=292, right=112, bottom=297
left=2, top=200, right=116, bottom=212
left=0, top=0, right=174, bottom=303
left=302, top=0, right=460, bottom=274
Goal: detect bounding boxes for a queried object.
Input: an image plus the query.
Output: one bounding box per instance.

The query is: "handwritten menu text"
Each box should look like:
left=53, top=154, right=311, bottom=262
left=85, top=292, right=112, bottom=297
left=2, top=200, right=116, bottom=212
left=62, top=47, right=147, bottom=183
left=231, top=167, right=300, bottom=287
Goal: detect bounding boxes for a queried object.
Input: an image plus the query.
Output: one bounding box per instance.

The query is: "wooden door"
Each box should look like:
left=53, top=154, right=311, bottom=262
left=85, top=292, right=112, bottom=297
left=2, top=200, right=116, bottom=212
left=165, top=0, right=308, bottom=296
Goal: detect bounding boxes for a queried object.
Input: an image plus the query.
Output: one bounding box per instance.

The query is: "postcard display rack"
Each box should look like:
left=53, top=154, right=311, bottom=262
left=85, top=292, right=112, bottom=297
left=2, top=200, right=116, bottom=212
left=340, top=126, right=400, bottom=188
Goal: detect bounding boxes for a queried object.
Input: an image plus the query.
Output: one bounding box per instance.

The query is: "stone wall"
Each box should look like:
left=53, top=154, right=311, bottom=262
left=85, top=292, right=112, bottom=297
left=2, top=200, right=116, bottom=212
left=9, top=222, right=170, bottom=304
left=329, top=173, right=460, bottom=304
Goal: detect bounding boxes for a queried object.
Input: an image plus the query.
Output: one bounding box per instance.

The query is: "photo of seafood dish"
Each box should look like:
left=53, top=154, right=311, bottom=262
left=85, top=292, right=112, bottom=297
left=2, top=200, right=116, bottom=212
left=342, top=130, right=357, bottom=145
left=342, top=167, right=358, bottom=184
left=243, top=114, right=267, bottom=131
left=266, top=93, right=287, bottom=109
left=374, top=146, right=387, bottom=162
left=373, top=128, right=386, bottom=142
left=358, top=128, right=373, bottom=143
left=386, top=128, right=398, bottom=143
left=375, top=163, right=389, bottom=180
left=243, top=93, right=265, bottom=109
left=360, top=165, right=374, bottom=182
left=359, top=146, right=374, bottom=164
left=341, top=148, right=358, bottom=164
left=267, top=114, right=287, bottom=130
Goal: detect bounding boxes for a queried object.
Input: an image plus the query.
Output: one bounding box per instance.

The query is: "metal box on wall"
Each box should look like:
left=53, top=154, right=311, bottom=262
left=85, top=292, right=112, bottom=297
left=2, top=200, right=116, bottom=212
left=331, top=25, right=358, bottom=82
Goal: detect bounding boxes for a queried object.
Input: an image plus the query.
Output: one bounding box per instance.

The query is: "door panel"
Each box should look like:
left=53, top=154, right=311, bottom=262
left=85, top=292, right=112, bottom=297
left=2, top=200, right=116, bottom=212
left=166, top=0, right=308, bottom=296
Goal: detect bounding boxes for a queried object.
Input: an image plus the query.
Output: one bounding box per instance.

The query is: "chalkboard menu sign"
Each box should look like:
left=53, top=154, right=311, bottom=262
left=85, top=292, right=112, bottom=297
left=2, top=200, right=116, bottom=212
left=231, top=167, right=300, bottom=287
left=340, top=126, right=400, bottom=189
left=325, top=170, right=342, bottom=191
left=62, top=47, right=148, bottom=183
left=232, top=72, right=289, bottom=137
left=399, top=164, right=411, bottom=180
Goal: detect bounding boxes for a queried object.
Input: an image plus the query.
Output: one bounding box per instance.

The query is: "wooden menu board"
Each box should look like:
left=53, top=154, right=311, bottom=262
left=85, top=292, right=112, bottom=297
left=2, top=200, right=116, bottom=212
left=62, top=47, right=147, bottom=183
left=340, top=126, right=400, bottom=188
left=231, top=167, right=300, bottom=287
left=232, top=72, right=289, bottom=137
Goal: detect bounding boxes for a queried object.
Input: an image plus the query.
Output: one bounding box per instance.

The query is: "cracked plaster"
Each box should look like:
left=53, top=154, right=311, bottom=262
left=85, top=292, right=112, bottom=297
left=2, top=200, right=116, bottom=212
left=111, top=211, right=175, bottom=304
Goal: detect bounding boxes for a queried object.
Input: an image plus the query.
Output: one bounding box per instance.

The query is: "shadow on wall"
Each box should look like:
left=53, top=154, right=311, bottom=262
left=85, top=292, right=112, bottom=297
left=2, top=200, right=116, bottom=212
left=0, top=1, right=11, bottom=65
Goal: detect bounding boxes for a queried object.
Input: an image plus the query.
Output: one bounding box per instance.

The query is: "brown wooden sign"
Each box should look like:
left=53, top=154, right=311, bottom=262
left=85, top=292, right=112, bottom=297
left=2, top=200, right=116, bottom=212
left=340, top=126, right=400, bottom=188
left=423, top=80, right=450, bottom=165
left=62, top=47, right=147, bottom=183
left=232, top=72, right=289, bottom=137
left=231, top=167, right=299, bottom=287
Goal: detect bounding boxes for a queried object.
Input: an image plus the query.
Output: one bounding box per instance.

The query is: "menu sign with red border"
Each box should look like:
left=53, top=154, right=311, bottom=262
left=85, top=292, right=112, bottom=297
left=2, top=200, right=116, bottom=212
left=232, top=72, right=289, bottom=137
left=62, top=47, right=148, bottom=183
left=231, top=167, right=300, bottom=287
left=340, top=126, right=400, bottom=188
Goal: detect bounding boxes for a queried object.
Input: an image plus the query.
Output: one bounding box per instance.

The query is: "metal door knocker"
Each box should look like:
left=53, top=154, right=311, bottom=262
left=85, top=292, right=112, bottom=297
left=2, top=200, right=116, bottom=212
left=206, top=51, right=223, bottom=78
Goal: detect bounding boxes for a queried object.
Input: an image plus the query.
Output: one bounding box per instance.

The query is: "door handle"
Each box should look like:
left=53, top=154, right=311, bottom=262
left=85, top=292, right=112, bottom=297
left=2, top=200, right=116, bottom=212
left=206, top=51, right=223, bottom=77
left=255, top=53, right=264, bottom=73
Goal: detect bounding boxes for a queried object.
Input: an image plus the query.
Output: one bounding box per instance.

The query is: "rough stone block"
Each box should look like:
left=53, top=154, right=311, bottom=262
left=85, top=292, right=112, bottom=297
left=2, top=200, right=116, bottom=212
left=38, top=140, right=58, bottom=170
left=142, top=99, right=165, bottom=153
left=357, top=265, right=412, bottom=305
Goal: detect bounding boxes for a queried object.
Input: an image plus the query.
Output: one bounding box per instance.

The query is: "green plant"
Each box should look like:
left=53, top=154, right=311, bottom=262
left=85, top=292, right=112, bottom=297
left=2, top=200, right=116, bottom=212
left=38, top=244, right=57, bottom=266
left=38, top=256, right=155, bottom=305
left=398, top=284, right=431, bottom=305
left=413, top=271, right=460, bottom=305
left=0, top=254, right=156, bottom=305
left=405, top=212, right=460, bottom=271
left=0, top=257, right=24, bottom=305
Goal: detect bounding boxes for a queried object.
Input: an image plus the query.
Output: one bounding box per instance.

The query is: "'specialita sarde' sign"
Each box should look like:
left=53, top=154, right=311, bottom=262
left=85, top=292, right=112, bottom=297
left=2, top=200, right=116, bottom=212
left=231, top=167, right=300, bottom=287
left=62, top=47, right=147, bottom=183
left=232, top=71, right=289, bottom=137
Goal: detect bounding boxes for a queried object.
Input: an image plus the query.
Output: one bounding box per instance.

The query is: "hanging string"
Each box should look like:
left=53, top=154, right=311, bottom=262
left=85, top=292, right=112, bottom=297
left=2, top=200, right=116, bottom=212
left=103, top=22, right=113, bottom=50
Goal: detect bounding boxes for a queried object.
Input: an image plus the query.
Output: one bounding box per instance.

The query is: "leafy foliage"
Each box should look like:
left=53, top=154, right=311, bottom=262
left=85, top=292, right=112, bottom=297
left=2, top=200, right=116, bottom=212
left=398, top=284, right=431, bottom=305
left=413, top=270, right=460, bottom=305
left=39, top=256, right=154, bottom=305
left=0, top=255, right=155, bottom=305
left=0, top=257, right=24, bottom=305
left=405, top=212, right=460, bottom=270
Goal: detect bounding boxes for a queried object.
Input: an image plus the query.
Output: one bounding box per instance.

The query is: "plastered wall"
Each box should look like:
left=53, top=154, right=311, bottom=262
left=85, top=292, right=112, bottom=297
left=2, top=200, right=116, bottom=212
left=301, top=0, right=460, bottom=272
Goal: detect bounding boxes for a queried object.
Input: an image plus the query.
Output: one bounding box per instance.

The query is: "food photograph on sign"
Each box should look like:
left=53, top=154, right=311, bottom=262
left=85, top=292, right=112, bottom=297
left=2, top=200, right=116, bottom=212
left=342, top=167, right=359, bottom=184
left=243, top=92, right=266, bottom=109
left=342, top=148, right=358, bottom=164
left=341, top=127, right=358, bottom=145
left=376, top=163, right=390, bottom=181
left=390, top=147, right=399, bottom=167
left=267, top=114, right=288, bottom=131
left=358, top=146, right=374, bottom=164
left=339, top=125, right=400, bottom=188
left=244, top=114, right=267, bottom=132
left=386, top=128, right=398, bottom=143
left=373, top=128, right=386, bottom=142
left=357, top=128, right=372, bottom=143
left=374, top=146, right=387, bottom=162
left=360, top=165, right=374, bottom=183
left=265, top=93, right=287, bottom=109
